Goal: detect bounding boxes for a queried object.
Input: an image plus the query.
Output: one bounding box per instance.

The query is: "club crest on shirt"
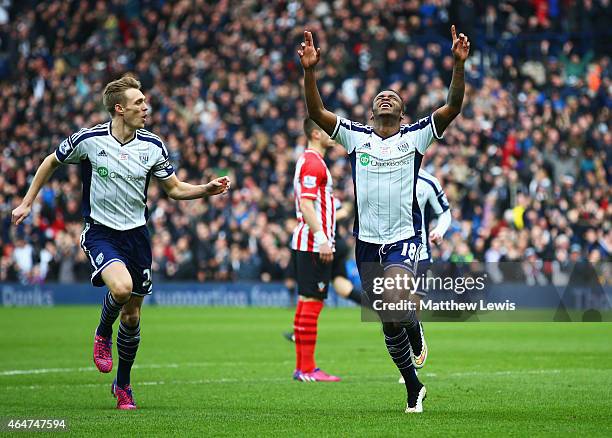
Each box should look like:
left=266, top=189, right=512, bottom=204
left=398, top=142, right=410, bottom=153
left=96, top=252, right=104, bottom=265
left=317, top=282, right=326, bottom=291
left=139, top=153, right=149, bottom=164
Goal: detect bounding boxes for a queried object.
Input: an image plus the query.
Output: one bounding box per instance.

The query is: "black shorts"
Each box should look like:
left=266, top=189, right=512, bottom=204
left=294, top=250, right=333, bottom=300
left=331, top=236, right=349, bottom=279
left=287, top=249, right=297, bottom=281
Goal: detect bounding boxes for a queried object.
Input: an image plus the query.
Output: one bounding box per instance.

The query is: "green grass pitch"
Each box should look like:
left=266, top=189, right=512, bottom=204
left=1, top=306, right=611, bottom=436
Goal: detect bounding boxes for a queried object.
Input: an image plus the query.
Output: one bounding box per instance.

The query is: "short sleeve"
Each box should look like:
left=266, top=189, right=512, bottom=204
left=405, top=114, right=443, bottom=155
left=152, top=141, right=175, bottom=179
left=331, top=117, right=370, bottom=154
left=428, top=188, right=449, bottom=215
left=299, top=156, right=326, bottom=200
left=55, top=132, right=87, bottom=164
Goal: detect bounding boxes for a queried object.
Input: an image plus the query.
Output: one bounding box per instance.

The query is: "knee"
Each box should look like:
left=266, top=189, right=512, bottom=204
left=109, top=278, right=133, bottom=303
left=121, top=308, right=140, bottom=327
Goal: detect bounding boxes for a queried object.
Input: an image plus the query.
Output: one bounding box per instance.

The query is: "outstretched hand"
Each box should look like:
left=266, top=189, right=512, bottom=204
left=297, top=31, right=321, bottom=69
left=11, top=203, right=31, bottom=225
left=205, top=176, right=231, bottom=196
left=451, top=25, right=470, bottom=62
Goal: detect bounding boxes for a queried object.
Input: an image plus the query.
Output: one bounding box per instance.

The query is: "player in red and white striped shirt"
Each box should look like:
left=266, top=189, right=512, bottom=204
left=291, top=135, right=336, bottom=254
left=290, top=118, right=340, bottom=382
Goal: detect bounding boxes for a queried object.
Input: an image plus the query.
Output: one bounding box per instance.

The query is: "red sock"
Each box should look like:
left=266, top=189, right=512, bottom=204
left=294, top=300, right=324, bottom=373
left=293, top=300, right=304, bottom=371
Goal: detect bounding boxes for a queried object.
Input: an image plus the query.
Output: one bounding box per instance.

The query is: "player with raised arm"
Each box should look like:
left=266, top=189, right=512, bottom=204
left=290, top=118, right=341, bottom=382
left=298, top=26, right=469, bottom=412
left=11, top=74, right=230, bottom=410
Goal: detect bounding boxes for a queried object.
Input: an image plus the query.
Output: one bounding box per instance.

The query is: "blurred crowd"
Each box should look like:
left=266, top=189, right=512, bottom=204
left=0, top=0, right=610, bottom=286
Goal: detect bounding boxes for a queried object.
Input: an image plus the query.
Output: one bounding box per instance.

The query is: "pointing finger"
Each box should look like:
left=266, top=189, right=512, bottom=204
left=451, top=25, right=457, bottom=40
left=304, top=31, right=313, bottom=45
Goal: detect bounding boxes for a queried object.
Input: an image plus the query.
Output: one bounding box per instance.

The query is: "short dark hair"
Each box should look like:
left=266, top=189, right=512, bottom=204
left=103, top=74, right=141, bottom=116
left=303, top=118, right=322, bottom=140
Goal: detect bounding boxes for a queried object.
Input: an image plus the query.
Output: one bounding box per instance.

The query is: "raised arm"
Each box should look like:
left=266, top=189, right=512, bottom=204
left=298, top=31, right=337, bottom=136
left=433, top=25, right=470, bottom=136
left=12, top=153, right=62, bottom=225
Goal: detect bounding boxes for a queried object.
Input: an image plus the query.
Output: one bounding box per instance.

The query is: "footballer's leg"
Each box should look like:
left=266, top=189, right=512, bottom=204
left=112, top=294, right=142, bottom=410
left=110, top=224, right=152, bottom=409
left=380, top=265, right=426, bottom=412
left=330, top=240, right=363, bottom=306
left=292, top=251, right=340, bottom=382
left=82, top=222, right=132, bottom=374
left=94, top=262, right=133, bottom=373
left=332, top=276, right=364, bottom=306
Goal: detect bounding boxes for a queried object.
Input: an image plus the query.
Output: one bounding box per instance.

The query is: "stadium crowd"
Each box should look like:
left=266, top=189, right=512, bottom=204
left=0, top=0, right=610, bottom=287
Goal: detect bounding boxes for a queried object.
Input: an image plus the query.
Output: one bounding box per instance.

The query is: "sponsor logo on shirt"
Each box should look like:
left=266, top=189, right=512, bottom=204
left=119, top=153, right=129, bottom=160
left=96, top=252, right=104, bottom=265
left=303, top=175, right=317, bottom=188
left=361, top=142, right=371, bottom=150
left=370, top=157, right=412, bottom=167
left=359, top=153, right=370, bottom=166
left=109, top=172, right=146, bottom=182
left=97, top=167, right=109, bottom=177
left=359, top=152, right=414, bottom=168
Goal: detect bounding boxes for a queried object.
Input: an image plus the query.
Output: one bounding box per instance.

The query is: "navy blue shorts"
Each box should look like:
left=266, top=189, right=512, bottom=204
left=355, top=235, right=424, bottom=274
left=355, top=235, right=424, bottom=298
left=80, top=222, right=153, bottom=296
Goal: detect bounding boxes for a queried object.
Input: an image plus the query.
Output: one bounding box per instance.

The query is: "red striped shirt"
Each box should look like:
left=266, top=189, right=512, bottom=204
left=291, top=150, right=336, bottom=253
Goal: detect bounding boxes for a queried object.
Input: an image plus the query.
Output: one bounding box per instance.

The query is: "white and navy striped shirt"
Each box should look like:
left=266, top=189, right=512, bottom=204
left=416, top=169, right=450, bottom=261
left=332, top=115, right=442, bottom=244
left=55, top=121, right=175, bottom=230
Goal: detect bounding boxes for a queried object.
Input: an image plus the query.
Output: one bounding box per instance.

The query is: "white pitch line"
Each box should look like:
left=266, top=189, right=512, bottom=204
left=1, top=377, right=291, bottom=391
left=443, top=369, right=563, bottom=377
left=0, top=361, right=294, bottom=377
left=0, top=369, right=575, bottom=391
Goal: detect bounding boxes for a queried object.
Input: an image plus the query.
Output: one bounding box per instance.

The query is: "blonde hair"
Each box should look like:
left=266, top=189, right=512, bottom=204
left=102, top=74, right=141, bottom=116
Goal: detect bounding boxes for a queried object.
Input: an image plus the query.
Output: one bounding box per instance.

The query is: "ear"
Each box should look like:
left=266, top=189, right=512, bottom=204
left=369, top=111, right=374, bottom=121
left=115, top=103, right=124, bottom=115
